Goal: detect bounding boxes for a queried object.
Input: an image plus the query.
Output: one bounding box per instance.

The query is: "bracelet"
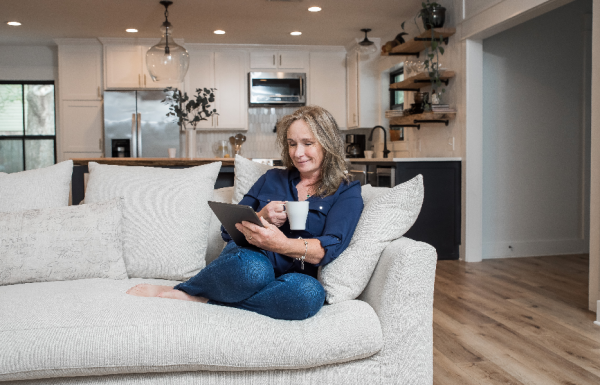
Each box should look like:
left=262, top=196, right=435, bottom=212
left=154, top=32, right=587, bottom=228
left=298, top=237, right=308, bottom=270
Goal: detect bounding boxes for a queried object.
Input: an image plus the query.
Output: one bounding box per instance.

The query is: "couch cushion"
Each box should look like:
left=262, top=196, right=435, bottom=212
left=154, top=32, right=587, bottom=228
left=320, top=175, right=424, bottom=304
left=205, top=186, right=234, bottom=265
left=0, top=279, right=383, bottom=382
left=0, top=160, right=72, bottom=213
left=232, top=155, right=279, bottom=204
left=84, top=161, right=221, bottom=281
left=0, top=199, right=127, bottom=286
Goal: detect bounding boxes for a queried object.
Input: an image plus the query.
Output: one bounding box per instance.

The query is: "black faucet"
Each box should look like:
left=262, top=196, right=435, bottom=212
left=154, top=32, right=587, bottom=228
left=369, top=125, right=391, bottom=158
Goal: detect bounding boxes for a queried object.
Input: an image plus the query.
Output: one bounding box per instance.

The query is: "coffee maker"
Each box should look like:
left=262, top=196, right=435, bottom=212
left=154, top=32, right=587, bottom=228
left=345, top=134, right=365, bottom=158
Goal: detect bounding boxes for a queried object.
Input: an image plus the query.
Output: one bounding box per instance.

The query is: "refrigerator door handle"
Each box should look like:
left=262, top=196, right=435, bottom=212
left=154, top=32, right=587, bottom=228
left=137, top=113, right=142, bottom=157
left=131, top=113, right=137, bottom=158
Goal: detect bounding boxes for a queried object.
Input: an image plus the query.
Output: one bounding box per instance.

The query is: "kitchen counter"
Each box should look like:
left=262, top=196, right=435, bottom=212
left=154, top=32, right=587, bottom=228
left=348, top=157, right=462, bottom=162
left=70, top=158, right=235, bottom=167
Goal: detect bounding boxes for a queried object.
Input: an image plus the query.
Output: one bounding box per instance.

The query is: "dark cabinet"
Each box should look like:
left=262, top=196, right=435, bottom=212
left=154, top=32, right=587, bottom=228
left=352, top=161, right=461, bottom=260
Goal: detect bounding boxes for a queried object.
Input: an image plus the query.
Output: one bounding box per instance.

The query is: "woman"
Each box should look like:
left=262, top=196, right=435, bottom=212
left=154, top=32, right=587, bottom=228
left=127, top=106, right=363, bottom=320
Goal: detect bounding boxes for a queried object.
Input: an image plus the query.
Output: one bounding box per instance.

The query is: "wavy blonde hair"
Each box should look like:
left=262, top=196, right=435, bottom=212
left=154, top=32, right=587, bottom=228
left=276, top=105, right=350, bottom=197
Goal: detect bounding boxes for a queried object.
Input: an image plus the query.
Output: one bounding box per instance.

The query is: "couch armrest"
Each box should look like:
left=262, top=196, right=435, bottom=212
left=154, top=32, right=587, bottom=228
left=358, top=236, right=437, bottom=384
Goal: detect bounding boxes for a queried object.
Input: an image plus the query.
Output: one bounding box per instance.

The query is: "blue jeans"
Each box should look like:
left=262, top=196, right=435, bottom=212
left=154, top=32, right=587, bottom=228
left=174, top=242, right=326, bottom=320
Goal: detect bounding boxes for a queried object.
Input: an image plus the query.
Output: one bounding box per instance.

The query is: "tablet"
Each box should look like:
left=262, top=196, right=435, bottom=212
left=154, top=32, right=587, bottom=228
left=208, top=201, right=264, bottom=247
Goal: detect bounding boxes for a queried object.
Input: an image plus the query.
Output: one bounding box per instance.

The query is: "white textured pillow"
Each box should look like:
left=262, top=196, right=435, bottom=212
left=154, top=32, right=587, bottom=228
left=84, top=161, right=222, bottom=280
left=360, top=184, right=388, bottom=205
left=320, top=175, right=424, bottom=304
left=232, top=155, right=276, bottom=204
left=205, top=186, right=234, bottom=265
left=0, top=160, right=72, bottom=213
left=0, top=198, right=127, bottom=286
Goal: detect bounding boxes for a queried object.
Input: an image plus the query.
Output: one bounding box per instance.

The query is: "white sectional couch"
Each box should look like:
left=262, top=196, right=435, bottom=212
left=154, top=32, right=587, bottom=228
left=0, top=158, right=437, bottom=385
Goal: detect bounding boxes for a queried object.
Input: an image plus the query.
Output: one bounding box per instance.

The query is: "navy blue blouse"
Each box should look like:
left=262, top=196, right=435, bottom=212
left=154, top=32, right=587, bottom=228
left=221, top=168, right=363, bottom=278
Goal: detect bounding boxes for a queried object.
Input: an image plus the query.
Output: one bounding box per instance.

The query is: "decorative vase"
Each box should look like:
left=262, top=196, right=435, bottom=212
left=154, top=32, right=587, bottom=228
left=423, top=6, right=446, bottom=30
left=186, top=128, right=197, bottom=159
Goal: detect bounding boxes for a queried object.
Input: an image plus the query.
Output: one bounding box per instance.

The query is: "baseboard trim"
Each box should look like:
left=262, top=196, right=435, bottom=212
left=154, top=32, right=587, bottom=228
left=483, top=238, right=588, bottom=259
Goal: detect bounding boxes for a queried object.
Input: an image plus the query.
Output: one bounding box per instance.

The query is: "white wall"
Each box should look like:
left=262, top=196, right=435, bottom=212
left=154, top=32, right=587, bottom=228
left=465, top=0, right=504, bottom=19
left=590, top=0, right=600, bottom=313
left=481, top=0, right=592, bottom=259
left=0, top=46, right=57, bottom=81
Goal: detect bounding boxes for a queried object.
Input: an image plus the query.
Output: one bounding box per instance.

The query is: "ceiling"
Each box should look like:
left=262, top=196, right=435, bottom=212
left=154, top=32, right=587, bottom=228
left=1, top=0, right=421, bottom=47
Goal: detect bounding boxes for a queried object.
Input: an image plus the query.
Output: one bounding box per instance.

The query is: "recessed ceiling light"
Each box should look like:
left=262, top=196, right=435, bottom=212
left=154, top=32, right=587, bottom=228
left=214, top=30, right=226, bottom=35
left=126, top=28, right=138, bottom=33
left=7, top=21, right=21, bottom=26
left=290, top=31, right=302, bottom=36
left=308, top=6, right=321, bottom=12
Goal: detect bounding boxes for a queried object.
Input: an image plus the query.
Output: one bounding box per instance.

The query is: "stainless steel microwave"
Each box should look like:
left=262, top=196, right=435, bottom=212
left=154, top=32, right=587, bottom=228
left=248, top=72, right=306, bottom=106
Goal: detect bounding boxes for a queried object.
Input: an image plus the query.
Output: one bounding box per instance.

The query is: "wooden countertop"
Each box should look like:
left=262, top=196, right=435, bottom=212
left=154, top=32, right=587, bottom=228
left=69, top=158, right=235, bottom=167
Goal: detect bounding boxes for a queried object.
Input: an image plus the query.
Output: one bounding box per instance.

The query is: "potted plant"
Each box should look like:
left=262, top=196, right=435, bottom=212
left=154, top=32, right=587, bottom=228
left=162, top=87, right=218, bottom=159
left=401, top=0, right=447, bottom=111
left=418, top=1, right=446, bottom=30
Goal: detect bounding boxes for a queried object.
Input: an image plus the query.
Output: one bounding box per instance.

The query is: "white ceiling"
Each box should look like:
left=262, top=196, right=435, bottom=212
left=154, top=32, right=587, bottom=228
left=1, top=0, right=421, bottom=47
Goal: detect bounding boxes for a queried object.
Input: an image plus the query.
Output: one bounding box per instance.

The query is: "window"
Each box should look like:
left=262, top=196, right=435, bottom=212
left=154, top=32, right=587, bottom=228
left=389, top=68, right=404, bottom=110
left=0, top=81, right=56, bottom=173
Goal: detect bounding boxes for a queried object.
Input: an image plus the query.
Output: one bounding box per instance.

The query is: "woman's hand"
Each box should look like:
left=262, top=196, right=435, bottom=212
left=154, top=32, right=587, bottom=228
left=257, top=201, right=287, bottom=227
left=235, top=217, right=289, bottom=253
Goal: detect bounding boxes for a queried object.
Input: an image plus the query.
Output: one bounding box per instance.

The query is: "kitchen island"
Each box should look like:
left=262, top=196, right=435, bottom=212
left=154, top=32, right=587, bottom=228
left=348, top=157, right=462, bottom=260
left=70, top=158, right=236, bottom=205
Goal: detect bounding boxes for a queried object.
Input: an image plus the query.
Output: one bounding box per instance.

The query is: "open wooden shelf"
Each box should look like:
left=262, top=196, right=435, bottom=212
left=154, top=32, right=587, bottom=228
left=382, top=28, right=456, bottom=57
left=390, top=70, right=456, bottom=91
left=388, top=111, right=456, bottom=129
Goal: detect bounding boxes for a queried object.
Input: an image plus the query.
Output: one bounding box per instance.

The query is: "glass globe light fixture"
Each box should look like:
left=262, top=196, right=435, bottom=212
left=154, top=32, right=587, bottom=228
left=358, top=28, right=377, bottom=55
left=146, top=1, right=189, bottom=83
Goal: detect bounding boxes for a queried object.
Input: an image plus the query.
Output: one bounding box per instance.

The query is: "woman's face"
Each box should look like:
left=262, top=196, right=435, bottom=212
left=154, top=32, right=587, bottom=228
left=287, top=119, right=325, bottom=178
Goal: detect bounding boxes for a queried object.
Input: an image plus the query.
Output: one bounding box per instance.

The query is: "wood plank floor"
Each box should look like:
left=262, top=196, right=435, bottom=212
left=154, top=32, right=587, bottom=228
left=433, top=254, right=600, bottom=385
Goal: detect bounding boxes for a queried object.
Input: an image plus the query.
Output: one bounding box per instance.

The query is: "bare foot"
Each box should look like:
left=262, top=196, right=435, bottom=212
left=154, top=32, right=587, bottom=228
left=126, top=284, right=173, bottom=297
left=158, top=289, right=208, bottom=303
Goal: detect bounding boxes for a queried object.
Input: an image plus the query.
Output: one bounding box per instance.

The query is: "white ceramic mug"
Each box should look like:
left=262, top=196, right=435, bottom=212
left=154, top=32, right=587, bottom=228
left=364, top=150, right=374, bottom=159
left=285, top=201, right=309, bottom=230
left=168, top=148, right=177, bottom=158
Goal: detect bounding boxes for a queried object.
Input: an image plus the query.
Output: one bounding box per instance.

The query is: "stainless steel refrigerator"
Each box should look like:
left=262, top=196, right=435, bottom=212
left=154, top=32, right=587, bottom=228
left=103, top=90, right=180, bottom=158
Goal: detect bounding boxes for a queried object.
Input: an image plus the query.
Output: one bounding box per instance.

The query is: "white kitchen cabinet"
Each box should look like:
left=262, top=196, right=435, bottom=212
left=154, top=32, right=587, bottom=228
left=250, top=50, right=308, bottom=70
left=58, top=44, right=103, bottom=100
left=104, top=45, right=142, bottom=89
left=60, top=100, right=104, bottom=153
left=309, top=51, right=347, bottom=129
left=214, top=51, right=247, bottom=130
left=278, top=51, right=308, bottom=69
left=347, top=51, right=359, bottom=128
left=346, top=49, right=379, bottom=129
left=250, top=51, right=277, bottom=69
left=185, top=50, right=215, bottom=129
left=185, top=49, right=247, bottom=130
left=104, top=44, right=182, bottom=90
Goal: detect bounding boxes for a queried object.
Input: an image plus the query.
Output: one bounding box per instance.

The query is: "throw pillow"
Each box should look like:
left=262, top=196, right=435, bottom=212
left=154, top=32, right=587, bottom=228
left=232, top=155, right=276, bottom=204
left=84, top=161, right=221, bottom=280
left=360, top=184, right=389, bottom=205
left=0, top=198, right=127, bottom=286
left=205, top=186, right=234, bottom=265
left=319, top=175, right=424, bottom=304
left=0, top=160, right=73, bottom=213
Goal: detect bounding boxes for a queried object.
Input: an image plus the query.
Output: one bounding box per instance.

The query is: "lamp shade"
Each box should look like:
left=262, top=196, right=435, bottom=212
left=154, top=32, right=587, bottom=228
left=146, top=35, right=189, bottom=83
left=358, top=43, right=377, bottom=55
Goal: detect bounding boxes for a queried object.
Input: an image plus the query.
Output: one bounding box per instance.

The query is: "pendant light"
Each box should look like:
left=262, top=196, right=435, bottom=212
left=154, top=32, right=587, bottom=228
left=146, top=1, right=189, bottom=83
left=358, top=28, right=377, bottom=55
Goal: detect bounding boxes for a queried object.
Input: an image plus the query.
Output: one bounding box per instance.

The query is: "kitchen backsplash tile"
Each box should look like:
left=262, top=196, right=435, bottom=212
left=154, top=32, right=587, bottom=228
left=190, top=107, right=298, bottom=159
